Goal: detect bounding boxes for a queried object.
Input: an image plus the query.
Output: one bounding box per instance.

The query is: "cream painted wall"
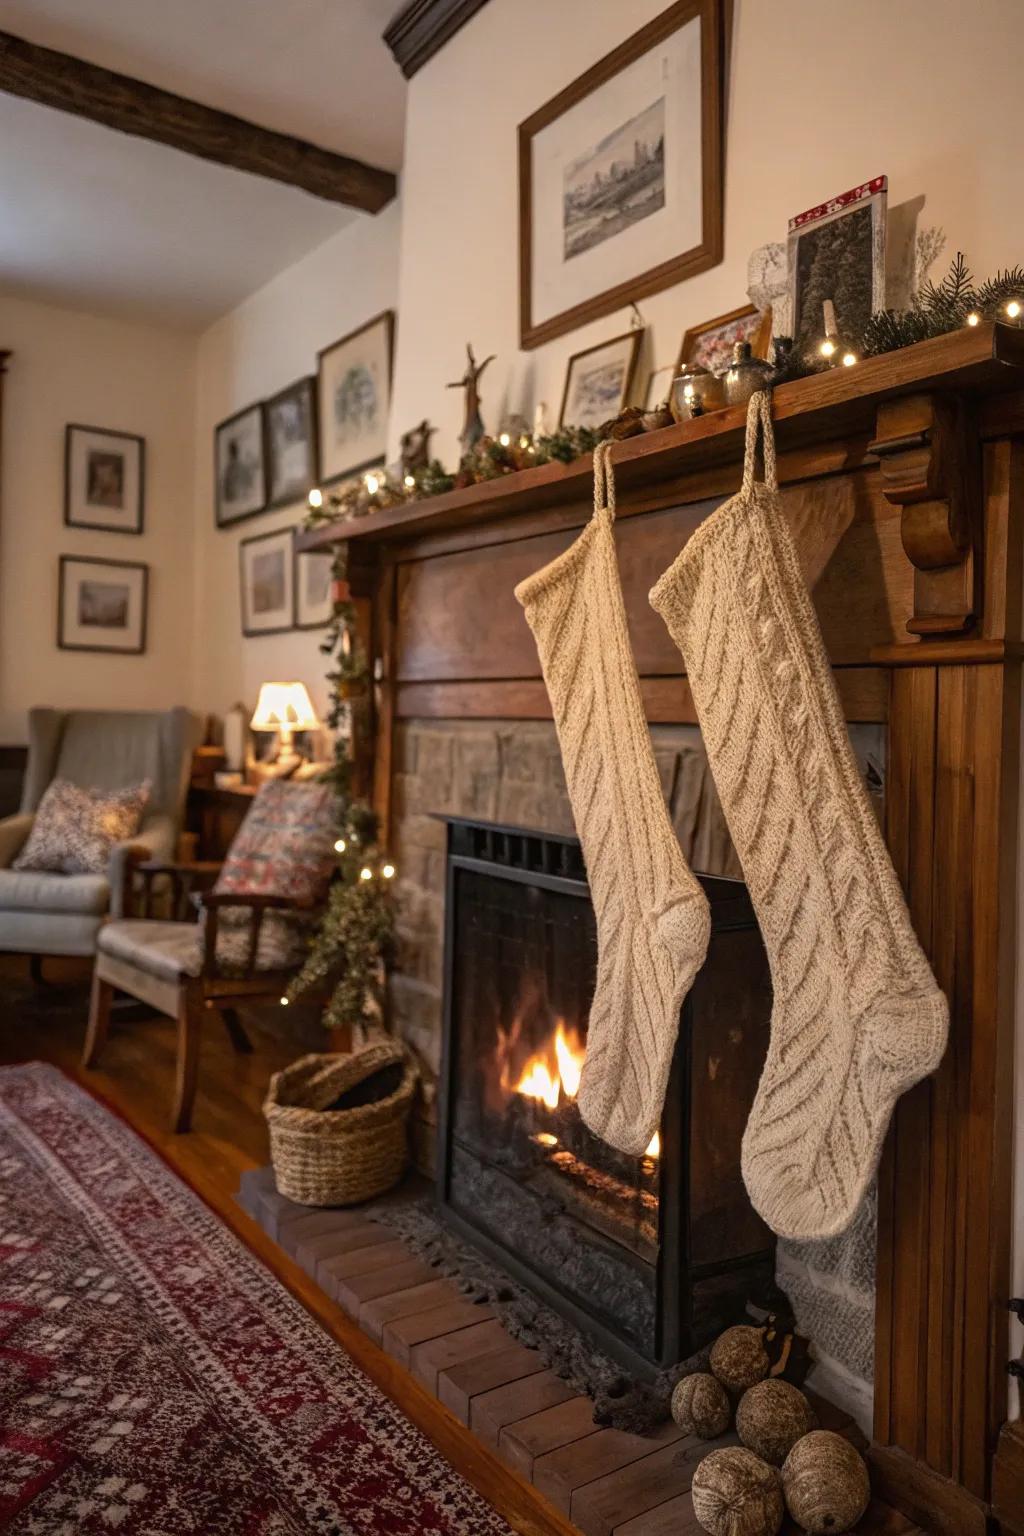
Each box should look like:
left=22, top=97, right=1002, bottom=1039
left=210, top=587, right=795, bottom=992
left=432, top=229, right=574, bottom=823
left=391, top=0, right=1024, bottom=467
left=191, top=201, right=401, bottom=726
left=0, top=292, right=196, bottom=742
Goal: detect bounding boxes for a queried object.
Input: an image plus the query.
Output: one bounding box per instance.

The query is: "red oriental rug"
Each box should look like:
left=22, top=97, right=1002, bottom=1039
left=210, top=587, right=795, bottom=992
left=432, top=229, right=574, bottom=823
left=0, top=1063, right=513, bottom=1535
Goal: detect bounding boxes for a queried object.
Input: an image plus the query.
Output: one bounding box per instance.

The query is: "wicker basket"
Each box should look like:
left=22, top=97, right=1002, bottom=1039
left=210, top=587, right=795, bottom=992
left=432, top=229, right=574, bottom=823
left=264, top=1041, right=418, bottom=1207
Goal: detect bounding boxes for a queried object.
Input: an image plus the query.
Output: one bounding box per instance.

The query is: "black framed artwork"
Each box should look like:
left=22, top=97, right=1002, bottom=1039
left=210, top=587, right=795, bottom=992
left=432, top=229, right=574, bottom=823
left=215, top=402, right=268, bottom=527
left=239, top=526, right=295, bottom=637
left=316, top=311, right=394, bottom=485
left=64, top=424, right=145, bottom=534
left=265, top=376, right=319, bottom=509
left=57, top=555, right=148, bottom=654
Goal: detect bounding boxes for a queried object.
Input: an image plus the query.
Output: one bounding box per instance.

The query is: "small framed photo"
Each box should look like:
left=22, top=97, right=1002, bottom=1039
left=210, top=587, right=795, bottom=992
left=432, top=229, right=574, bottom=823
left=317, top=310, right=394, bottom=485
left=677, top=303, right=772, bottom=376
left=64, top=425, right=144, bottom=534
left=294, top=534, right=334, bottom=630
left=215, top=403, right=267, bottom=527
left=265, top=377, right=318, bottom=509
left=559, top=329, right=642, bottom=430
left=239, top=526, right=294, bottom=637
left=788, top=176, right=887, bottom=359
left=58, top=555, right=148, bottom=654
left=519, top=0, right=724, bottom=349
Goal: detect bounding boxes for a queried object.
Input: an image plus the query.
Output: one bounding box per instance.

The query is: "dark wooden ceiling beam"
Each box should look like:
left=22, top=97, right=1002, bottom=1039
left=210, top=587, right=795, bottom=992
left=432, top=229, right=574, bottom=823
left=384, top=0, right=491, bottom=79
left=0, top=29, right=396, bottom=213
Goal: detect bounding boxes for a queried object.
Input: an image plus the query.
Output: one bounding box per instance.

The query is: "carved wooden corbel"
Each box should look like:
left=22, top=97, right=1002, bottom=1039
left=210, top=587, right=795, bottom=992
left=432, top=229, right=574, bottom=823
left=869, top=393, right=979, bottom=635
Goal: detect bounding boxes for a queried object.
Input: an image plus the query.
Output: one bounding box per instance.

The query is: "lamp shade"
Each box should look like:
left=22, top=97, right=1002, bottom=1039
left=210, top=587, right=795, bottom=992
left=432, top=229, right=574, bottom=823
left=250, top=681, right=319, bottom=733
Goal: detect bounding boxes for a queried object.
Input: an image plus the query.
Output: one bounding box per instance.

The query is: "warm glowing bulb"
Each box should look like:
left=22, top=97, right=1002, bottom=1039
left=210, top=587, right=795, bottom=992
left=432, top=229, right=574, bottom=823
left=307, top=487, right=323, bottom=509
left=519, top=435, right=530, bottom=448
left=403, top=473, right=415, bottom=488
left=1008, top=300, right=1022, bottom=319
left=527, top=445, right=536, bottom=454
left=499, top=432, right=511, bottom=447
left=364, top=472, right=380, bottom=494
left=967, top=311, right=981, bottom=326
left=280, top=996, right=289, bottom=1006
left=359, top=866, right=373, bottom=881
left=841, top=351, right=857, bottom=367
left=334, top=837, right=347, bottom=853
left=819, top=338, right=837, bottom=358
left=382, top=863, right=396, bottom=879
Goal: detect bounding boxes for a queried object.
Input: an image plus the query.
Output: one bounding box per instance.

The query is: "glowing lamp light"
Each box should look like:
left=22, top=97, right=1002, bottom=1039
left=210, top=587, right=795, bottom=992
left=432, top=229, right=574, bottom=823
left=819, top=337, right=837, bottom=359
left=359, top=867, right=373, bottom=881
left=381, top=863, right=396, bottom=879
left=1007, top=300, right=1022, bottom=320
left=841, top=352, right=857, bottom=367
left=307, top=487, right=323, bottom=509
left=519, top=435, right=530, bottom=449
left=334, top=837, right=347, bottom=854
left=499, top=432, right=511, bottom=447
left=280, top=996, right=289, bottom=1007
left=364, top=472, right=380, bottom=495
left=403, top=474, right=416, bottom=488
left=967, top=311, right=981, bottom=327
left=251, top=681, right=319, bottom=753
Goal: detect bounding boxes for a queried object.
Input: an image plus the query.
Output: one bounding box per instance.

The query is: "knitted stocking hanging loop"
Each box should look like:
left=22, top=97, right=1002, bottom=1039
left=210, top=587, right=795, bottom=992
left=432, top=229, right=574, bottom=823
left=514, top=442, right=710, bottom=1157
left=650, top=392, right=948, bottom=1241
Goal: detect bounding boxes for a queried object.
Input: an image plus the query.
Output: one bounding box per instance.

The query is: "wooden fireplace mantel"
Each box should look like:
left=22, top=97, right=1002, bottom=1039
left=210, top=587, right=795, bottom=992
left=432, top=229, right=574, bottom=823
left=308, top=324, right=1024, bottom=1535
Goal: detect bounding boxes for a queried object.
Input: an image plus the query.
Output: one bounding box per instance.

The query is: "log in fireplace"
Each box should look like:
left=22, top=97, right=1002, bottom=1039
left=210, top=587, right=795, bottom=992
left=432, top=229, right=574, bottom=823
left=436, top=814, right=776, bottom=1377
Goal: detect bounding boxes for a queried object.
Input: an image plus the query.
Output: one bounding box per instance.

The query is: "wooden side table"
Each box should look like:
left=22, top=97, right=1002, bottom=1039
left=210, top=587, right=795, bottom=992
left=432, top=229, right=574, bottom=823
left=186, top=784, right=256, bottom=861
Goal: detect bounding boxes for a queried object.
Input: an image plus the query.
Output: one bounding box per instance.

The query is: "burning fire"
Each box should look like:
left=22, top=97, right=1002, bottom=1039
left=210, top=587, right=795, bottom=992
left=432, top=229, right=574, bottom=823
left=502, top=1017, right=659, bottom=1158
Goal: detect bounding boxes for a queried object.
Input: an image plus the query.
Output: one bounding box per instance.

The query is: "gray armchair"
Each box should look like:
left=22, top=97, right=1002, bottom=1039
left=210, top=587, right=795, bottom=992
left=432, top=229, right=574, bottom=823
left=0, top=707, right=203, bottom=960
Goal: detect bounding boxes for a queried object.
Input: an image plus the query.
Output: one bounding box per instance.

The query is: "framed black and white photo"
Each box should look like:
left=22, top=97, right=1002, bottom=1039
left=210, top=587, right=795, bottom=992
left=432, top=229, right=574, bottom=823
left=239, top=526, right=294, bottom=637
left=519, top=0, right=723, bottom=349
left=215, top=402, right=267, bottom=527
left=293, top=534, right=334, bottom=630
left=788, top=176, right=887, bottom=360
left=317, top=311, right=394, bottom=485
left=265, top=377, right=318, bottom=508
left=559, top=329, right=642, bottom=430
left=64, top=425, right=144, bottom=534
left=58, top=555, right=148, bottom=654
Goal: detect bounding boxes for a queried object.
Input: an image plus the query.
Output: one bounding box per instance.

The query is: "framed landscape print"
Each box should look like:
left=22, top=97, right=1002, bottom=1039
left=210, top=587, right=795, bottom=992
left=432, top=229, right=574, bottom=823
left=58, top=555, right=148, bottom=654
left=64, top=425, right=144, bottom=534
left=215, top=402, right=267, bottom=528
left=677, top=304, right=772, bottom=375
left=265, top=377, right=318, bottom=509
left=788, top=176, right=887, bottom=360
left=294, top=534, right=334, bottom=630
left=559, top=329, right=641, bottom=430
left=317, top=311, right=394, bottom=485
left=519, top=0, right=723, bottom=349
left=239, top=526, right=294, bottom=637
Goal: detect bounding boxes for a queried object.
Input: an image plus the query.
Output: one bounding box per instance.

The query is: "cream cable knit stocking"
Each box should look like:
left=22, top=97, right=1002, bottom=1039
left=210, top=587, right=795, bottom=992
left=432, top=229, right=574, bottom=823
left=650, top=393, right=947, bottom=1240
left=514, top=443, right=711, bottom=1156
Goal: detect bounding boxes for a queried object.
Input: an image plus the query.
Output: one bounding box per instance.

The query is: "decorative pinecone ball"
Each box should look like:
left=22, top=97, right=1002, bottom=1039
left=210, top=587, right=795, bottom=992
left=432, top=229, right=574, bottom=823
left=709, top=1325, right=770, bottom=1397
left=781, top=1430, right=871, bottom=1534
left=736, top=1378, right=818, bottom=1465
left=691, top=1446, right=784, bottom=1536
left=671, top=1372, right=732, bottom=1439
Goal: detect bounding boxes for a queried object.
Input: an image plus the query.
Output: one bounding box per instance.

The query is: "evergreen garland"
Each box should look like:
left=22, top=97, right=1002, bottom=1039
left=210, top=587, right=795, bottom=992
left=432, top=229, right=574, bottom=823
left=285, top=542, right=394, bottom=1033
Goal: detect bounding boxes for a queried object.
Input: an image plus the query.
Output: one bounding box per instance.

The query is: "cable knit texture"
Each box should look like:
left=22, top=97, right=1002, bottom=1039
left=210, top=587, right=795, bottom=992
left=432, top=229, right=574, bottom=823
left=650, top=393, right=948, bottom=1240
left=514, top=444, right=711, bottom=1156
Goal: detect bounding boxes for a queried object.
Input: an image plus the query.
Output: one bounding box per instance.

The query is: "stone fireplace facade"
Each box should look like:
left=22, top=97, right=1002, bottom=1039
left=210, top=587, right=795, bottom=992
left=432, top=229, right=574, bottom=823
left=388, top=713, right=882, bottom=1427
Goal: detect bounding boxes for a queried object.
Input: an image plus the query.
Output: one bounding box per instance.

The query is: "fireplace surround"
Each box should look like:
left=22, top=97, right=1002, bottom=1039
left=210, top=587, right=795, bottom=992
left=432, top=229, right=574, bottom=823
left=436, top=814, right=775, bottom=1377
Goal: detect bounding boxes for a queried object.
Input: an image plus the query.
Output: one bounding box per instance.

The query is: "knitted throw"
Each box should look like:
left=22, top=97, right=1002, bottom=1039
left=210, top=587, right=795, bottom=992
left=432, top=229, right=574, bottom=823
left=515, top=443, right=711, bottom=1156
left=650, top=393, right=948, bottom=1240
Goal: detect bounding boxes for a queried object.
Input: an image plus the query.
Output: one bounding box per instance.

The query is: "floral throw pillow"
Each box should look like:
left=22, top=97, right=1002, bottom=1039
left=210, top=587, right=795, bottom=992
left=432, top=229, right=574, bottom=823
left=14, top=778, right=151, bottom=875
left=214, top=780, right=336, bottom=909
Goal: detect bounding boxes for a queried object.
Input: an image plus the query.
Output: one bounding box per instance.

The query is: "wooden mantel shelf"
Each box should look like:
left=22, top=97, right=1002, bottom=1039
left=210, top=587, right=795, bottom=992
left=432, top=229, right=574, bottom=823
left=297, top=321, right=1024, bottom=552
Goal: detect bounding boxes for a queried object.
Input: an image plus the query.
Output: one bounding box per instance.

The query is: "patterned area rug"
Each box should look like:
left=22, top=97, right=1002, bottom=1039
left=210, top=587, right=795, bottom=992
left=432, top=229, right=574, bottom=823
left=0, top=1063, right=512, bottom=1535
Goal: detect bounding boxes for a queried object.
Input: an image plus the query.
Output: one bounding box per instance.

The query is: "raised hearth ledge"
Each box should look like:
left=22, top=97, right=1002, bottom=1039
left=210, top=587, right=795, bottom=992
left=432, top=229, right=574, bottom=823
left=296, top=322, right=1024, bottom=552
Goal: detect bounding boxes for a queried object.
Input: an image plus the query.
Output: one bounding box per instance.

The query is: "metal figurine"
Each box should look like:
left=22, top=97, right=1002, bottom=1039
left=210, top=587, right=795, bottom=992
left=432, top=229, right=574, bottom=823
left=447, top=344, right=494, bottom=455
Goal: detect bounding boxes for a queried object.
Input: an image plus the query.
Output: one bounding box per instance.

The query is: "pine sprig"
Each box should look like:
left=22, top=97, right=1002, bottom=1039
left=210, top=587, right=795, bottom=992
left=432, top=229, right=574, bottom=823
left=971, top=266, right=1024, bottom=319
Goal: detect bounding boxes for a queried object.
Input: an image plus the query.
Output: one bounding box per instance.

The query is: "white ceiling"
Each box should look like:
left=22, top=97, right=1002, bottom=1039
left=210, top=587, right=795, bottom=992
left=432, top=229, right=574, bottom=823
left=0, top=0, right=407, bottom=328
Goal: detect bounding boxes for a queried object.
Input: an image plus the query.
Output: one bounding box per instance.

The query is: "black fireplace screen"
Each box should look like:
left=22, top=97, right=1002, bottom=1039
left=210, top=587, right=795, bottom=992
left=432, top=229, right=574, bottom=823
left=437, top=817, right=774, bottom=1376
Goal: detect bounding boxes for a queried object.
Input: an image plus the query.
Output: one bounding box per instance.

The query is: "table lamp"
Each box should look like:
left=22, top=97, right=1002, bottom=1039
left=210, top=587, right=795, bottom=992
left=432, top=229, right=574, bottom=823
left=250, top=681, right=320, bottom=770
